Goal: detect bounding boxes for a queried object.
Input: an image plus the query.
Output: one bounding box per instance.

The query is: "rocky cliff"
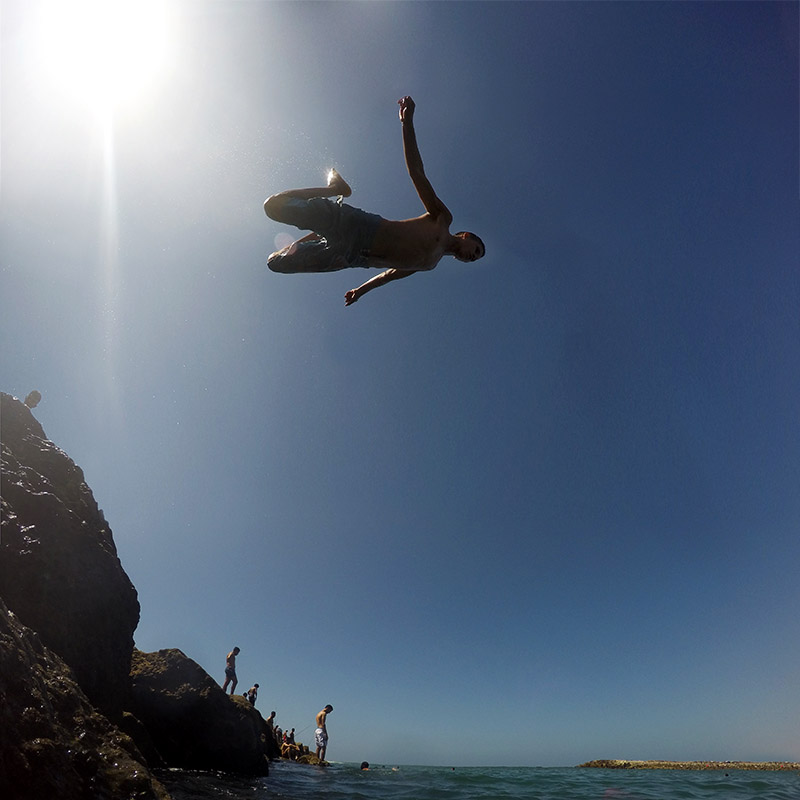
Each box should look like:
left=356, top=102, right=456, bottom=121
left=0, top=392, right=273, bottom=797
left=0, top=393, right=139, bottom=721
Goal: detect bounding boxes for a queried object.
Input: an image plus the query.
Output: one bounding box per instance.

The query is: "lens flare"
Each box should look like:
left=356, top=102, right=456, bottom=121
left=37, top=0, right=169, bottom=114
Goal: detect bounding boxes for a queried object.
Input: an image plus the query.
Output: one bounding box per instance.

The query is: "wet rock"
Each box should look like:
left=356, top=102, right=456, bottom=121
left=0, top=392, right=139, bottom=720
left=0, top=597, right=169, bottom=800
left=296, top=752, right=326, bottom=766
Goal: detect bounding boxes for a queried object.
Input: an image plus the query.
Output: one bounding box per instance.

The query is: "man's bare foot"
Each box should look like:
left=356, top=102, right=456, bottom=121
left=327, top=169, right=352, bottom=197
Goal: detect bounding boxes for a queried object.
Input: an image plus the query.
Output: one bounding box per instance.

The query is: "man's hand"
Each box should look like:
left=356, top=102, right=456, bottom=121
left=344, top=287, right=361, bottom=306
left=398, top=96, right=415, bottom=123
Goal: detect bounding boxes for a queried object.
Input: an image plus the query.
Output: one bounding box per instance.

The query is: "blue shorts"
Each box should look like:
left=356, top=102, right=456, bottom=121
left=268, top=197, right=382, bottom=273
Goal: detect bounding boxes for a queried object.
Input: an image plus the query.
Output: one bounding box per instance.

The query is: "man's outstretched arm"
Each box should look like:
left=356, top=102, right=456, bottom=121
left=398, top=96, right=452, bottom=224
left=344, top=269, right=417, bottom=306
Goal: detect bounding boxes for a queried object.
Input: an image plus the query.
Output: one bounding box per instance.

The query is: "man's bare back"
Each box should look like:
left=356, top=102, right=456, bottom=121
left=264, top=97, right=484, bottom=305
left=315, top=708, right=328, bottom=729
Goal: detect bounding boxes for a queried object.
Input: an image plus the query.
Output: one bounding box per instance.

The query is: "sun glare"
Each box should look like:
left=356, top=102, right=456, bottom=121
left=37, top=0, right=169, bottom=114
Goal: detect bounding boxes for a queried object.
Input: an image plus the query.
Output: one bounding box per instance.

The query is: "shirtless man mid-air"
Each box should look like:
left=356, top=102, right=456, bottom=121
left=264, top=96, right=485, bottom=305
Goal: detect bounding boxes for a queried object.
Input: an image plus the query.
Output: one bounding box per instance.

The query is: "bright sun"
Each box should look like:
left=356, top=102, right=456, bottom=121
left=37, top=0, right=169, bottom=114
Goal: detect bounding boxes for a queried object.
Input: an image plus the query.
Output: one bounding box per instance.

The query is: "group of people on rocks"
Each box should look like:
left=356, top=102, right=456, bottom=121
left=220, top=646, right=333, bottom=763
left=265, top=711, right=301, bottom=758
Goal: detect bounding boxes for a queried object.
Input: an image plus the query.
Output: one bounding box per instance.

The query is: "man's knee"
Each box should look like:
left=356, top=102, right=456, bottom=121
left=268, top=250, right=294, bottom=273
left=264, top=194, right=286, bottom=221
left=268, top=258, right=287, bottom=273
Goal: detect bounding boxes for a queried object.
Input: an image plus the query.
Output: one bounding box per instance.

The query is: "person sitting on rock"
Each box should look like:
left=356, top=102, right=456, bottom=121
left=281, top=738, right=300, bottom=761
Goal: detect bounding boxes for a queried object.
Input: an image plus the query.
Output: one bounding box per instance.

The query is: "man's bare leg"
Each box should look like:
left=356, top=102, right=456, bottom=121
left=269, top=231, right=322, bottom=260
left=265, top=169, right=351, bottom=208
left=264, top=169, right=352, bottom=262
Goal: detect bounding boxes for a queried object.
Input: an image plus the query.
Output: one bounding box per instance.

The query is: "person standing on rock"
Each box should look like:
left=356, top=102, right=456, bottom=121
left=222, top=646, right=240, bottom=695
left=315, top=704, right=333, bottom=762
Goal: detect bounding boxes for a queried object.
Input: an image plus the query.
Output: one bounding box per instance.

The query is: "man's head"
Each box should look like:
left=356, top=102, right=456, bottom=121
left=233, top=647, right=240, bottom=654
left=324, top=704, right=333, bottom=713
left=452, top=231, right=485, bottom=262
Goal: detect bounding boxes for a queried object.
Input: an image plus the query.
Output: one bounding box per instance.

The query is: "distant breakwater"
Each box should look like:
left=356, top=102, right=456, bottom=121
left=579, top=759, right=800, bottom=771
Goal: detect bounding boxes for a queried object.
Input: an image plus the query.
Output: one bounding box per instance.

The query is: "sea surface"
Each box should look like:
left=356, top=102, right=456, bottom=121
left=158, top=761, right=800, bottom=800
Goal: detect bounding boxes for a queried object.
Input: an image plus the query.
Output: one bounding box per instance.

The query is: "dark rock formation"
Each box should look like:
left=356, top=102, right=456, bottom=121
left=296, top=752, right=325, bottom=765
left=0, top=392, right=140, bottom=721
left=1, top=391, right=272, bottom=786
left=130, top=648, right=270, bottom=775
left=0, top=597, right=169, bottom=800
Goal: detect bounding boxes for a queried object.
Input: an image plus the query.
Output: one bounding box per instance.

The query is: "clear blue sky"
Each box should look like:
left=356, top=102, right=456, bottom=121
left=2, top=0, right=798, bottom=767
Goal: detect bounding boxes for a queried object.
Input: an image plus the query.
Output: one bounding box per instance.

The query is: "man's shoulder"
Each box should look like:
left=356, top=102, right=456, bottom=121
left=425, top=199, right=453, bottom=227
left=417, top=208, right=451, bottom=226
left=389, top=212, right=450, bottom=235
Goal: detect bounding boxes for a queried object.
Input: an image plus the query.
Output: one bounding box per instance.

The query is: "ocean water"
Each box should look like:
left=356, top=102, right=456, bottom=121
left=159, top=761, right=800, bottom=800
